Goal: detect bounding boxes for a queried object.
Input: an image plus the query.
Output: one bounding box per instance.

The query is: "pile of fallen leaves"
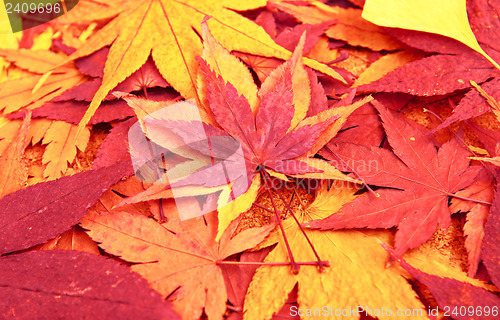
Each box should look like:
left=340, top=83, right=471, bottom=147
left=0, top=0, right=499, bottom=319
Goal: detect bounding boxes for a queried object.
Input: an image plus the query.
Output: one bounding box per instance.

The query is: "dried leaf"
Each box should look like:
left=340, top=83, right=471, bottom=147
left=81, top=211, right=275, bottom=320
left=308, top=101, right=480, bottom=254
left=362, top=0, right=500, bottom=69
left=62, top=0, right=344, bottom=136
left=42, top=121, right=90, bottom=179
left=0, top=250, right=179, bottom=319
left=244, top=183, right=427, bottom=320
left=0, top=161, right=132, bottom=255
left=0, top=111, right=30, bottom=197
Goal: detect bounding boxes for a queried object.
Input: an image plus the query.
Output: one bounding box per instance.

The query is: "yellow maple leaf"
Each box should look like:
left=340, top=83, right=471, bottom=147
left=58, top=0, right=346, bottom=136
left=244, top=182, right=429, bottom=320
left=0, top=50, right=87, bottom=113
left=42, top=121, right=90, bottom=180
left=362, top=0, right=500, bottom=70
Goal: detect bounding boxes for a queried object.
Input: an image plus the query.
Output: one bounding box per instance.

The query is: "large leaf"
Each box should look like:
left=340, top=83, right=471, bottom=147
left=244, top=183, right=428, bottom=320
left=0, top=250, right=179, bottom=319
left=359, top=0, right=500, bottom=97
left=59, top=0, right=345, bottom=134
left=307, top=100, right=480, bottom=254
left=362, top=0, right=500, bottom=70
left=80, top=210, right=275, bottom=320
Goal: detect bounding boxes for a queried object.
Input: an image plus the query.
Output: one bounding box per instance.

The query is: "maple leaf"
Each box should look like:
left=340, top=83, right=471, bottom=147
left=58, top=0, right=345, bottom=135
left=386, top=249, right=500, bottom=320
left=431, top=79, right=500, bottom=133
left=306, top=100, right=480, bottom=255
left=80, top=210, right=275, bottom=320
left=269, top=0, right=404, bottom=51
left=41, top=120, right=90, bottom=179
left=359, top=0, right=500, bottom=96
left=0, top=49, right=87, bottom=114
left=449, top=169, right=495, bottom=277
left=121, top=29, right=368, bottom=236
left=0, top=160, right=131, bottom=255
left=0, top=250, right=179, bottom=319
left=244, top=182, right=428, bottom=320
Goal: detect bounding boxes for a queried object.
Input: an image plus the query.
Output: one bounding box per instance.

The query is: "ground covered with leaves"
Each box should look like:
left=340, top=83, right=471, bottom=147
left=0, top=0, right=499, bottom=319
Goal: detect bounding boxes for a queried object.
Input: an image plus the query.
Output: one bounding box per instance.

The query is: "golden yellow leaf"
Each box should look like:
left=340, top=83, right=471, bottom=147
left=0, top=118, right=22, bottom=155
left=216, top=174, right=261, bottom=241
left=0, top=49, right=67, bottom=74
left=30, top=27, right=55, bottom=51
left=362, top=0, right=500, bottom=70
left=42, top=121, right=90, bottom=180
left=0, top=56, right=87, bottom=113
left=197, top=18, right=259, bottom=114
left=62, top=0, right=345, bottom=137
left=27, top=118, right=53, bottom=146
left=244, top=183, right=428, bottom=320
left=0, top=33, right=21, bottom=82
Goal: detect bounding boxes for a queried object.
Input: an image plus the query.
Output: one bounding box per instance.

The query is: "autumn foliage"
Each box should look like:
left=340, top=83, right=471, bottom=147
left=0, top=0, right=500, bottom=319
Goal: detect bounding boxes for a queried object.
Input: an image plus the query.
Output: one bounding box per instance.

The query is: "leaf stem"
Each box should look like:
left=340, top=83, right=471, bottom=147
left=264, top=171, right=328, bottom=272
left=324, top=145, right=379, bottom=197
left=447, top=193, right=492, bottom=206
left=261, top=170, right=300, bottom=274
left=252, top=202, right=275, bottom=214
left=216, top=260, right=327, bottom=266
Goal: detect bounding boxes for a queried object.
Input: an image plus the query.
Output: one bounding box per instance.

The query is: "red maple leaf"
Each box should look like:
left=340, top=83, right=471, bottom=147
left=306, top=100, right=480, bottom=254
